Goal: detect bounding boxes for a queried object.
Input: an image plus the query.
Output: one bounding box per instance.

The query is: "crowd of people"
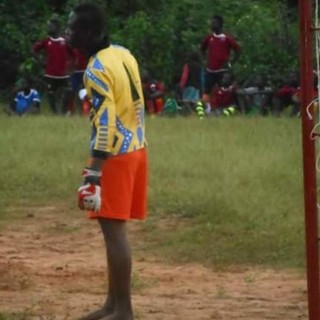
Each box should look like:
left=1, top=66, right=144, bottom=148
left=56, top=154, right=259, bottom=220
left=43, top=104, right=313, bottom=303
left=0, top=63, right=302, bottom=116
left=143, top=15, right=307, bottom=119
left=4, top=14, right=308, bottom=119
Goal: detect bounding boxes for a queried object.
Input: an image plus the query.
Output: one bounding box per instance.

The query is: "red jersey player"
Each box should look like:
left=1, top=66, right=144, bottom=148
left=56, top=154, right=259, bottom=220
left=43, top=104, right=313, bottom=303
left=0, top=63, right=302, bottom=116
left=69, top=49, right=88, bottom=114
left=33, top=15, right=74, bottom=114
left=200, top=15, right=240, bottom=114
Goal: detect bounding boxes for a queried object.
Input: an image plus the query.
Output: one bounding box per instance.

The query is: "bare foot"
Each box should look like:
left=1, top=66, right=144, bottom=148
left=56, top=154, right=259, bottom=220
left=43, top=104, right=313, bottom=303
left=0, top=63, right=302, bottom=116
left=101, top=312, right=133, bottom=320
left=79, top=304, right=113, bottom=320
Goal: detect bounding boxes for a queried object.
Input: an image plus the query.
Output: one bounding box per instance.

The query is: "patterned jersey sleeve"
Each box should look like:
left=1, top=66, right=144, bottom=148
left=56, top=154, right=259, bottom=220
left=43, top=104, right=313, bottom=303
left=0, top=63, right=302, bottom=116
left=84, top=65, right=116, bottom=156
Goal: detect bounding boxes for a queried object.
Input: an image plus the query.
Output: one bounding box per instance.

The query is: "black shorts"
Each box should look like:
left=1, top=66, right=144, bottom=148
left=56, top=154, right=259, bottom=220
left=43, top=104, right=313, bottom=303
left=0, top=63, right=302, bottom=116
left=204, top=71, right=225, bottom=94
left=45, top=76, right=71, bottom=92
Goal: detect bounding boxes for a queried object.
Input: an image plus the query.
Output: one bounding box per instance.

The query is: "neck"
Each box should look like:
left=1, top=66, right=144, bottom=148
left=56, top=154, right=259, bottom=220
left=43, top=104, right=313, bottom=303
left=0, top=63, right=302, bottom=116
left=85, top=36, right=110, bottom=57
left=49, top=33, right=59, bottom=38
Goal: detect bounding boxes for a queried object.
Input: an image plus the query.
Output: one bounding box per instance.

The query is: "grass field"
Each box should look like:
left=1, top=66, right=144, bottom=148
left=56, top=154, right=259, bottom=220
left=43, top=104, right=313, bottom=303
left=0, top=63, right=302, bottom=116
left=0, top=113, right=305, bottom=270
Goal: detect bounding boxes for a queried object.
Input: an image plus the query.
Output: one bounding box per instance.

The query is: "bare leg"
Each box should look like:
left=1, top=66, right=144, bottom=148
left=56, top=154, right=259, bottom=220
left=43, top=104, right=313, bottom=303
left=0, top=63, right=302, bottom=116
left=47, top=89, right=57, bottom=114
left=62, top=87, right=72, bottom=115
left=272, top=96, right=283, bottom=117
left=79, top=224, right=115, bottom=320
left=80, top=218, right=133, bottom=320
left=99, top=218, right=133, bottom=320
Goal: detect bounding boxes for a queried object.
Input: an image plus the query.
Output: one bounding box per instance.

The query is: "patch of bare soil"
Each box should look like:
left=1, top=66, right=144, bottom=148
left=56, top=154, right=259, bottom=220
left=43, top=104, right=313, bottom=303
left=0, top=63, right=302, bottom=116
left=0, top=206, right=307, bottom=319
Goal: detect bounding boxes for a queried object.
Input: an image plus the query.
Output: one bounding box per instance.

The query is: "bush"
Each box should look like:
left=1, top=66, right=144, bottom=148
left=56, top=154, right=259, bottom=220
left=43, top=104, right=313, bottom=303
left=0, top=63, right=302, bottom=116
left=0, top=0, right=299, bottom=91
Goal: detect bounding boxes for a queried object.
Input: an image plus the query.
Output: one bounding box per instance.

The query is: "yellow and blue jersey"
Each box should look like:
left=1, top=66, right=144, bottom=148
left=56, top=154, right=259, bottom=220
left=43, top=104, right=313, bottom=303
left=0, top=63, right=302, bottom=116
left=84, top=45, right=146, bottom=156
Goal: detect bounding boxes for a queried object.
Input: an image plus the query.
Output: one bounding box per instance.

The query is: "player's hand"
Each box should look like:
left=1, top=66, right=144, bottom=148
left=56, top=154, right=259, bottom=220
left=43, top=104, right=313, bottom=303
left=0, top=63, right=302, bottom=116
left=77, top=167, right=102, bottom=212
left=78, top=183, right=101, bottom=212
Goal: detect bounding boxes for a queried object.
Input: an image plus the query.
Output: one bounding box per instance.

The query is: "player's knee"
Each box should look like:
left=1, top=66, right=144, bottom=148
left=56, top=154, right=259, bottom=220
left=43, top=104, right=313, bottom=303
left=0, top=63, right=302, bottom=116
left=98, top=218, right=127, bottom=240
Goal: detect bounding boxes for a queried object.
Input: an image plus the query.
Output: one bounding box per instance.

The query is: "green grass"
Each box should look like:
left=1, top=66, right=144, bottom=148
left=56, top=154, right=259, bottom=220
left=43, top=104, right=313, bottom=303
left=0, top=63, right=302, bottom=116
left=0, top=310, right=34, bottom=320
left=0, top=113, right=306, bottom=269
left=144, top=116, right=305, bottom=269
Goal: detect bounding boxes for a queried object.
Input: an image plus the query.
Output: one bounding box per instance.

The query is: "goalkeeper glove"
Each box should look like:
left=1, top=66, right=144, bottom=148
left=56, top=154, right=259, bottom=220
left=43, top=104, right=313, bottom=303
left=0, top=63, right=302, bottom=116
left=77, top=168, right=102, bottom=212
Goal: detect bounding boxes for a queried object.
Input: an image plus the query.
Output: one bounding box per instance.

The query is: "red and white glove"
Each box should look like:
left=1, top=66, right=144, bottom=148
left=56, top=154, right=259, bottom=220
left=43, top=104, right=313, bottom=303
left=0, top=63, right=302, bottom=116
left=78, top=183, right=101, bottom=212
left=77, top=168, right=102, bottom=212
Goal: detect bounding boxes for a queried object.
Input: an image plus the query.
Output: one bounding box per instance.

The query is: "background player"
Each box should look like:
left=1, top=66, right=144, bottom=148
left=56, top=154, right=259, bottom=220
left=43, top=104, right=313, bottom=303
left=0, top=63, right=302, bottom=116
left=200, top=15, right=240, bottom=114
left=33, top=14, right=74, bottom=114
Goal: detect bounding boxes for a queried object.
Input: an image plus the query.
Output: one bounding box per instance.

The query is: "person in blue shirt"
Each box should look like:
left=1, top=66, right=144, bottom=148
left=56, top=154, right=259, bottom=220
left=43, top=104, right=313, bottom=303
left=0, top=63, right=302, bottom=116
left=7, top=78, right=41, bottom=116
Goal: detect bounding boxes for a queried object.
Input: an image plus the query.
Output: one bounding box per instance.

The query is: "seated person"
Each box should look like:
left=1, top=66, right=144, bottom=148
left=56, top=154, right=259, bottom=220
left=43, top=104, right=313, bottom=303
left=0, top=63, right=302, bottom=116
left=237, top=73, right=273, bottom=115
left=210, top=71, right=238, bottom=116
left=179, top=52, right=202, bottom=115
left=273, top=71, right=300, bottom=117
left=6, top=78, right=40, bottom=116
left=141, top=70, right=165, bottom=115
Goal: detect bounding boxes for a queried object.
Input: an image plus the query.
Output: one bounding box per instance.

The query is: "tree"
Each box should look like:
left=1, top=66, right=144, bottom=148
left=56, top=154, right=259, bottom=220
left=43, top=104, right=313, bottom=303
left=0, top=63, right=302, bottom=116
left=0, top=0, right=299, bottom=93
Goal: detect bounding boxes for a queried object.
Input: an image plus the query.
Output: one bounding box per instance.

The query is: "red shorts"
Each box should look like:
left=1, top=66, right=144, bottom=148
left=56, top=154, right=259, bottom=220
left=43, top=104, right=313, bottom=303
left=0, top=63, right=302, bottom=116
left=88, top=148, right=148, bottom=221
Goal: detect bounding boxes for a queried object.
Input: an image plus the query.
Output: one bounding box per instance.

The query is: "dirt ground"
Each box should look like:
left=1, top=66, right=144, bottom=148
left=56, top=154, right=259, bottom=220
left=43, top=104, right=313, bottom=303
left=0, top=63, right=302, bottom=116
left=0, top=205, right=308, bottom=320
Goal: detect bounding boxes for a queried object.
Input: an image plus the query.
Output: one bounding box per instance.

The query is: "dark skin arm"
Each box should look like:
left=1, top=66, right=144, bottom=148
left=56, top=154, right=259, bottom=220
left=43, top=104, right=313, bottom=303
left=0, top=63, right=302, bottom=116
left=88, top=156, right=106, bottom=171
left=230, top=48, right=240, bottom=66
left=86, top=151, right=111, bottom=175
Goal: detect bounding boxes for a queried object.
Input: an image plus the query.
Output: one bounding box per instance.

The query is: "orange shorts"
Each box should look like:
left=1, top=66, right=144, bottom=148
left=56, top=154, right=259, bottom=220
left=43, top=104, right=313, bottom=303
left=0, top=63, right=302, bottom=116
left=88, top=148, right=148, bottom=221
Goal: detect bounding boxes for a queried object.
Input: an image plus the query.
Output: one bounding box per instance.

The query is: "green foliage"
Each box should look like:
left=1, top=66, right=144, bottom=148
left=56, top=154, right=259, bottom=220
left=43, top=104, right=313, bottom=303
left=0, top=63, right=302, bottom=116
left=0, top=0, right=299, bottom=90
left=0, top=0, right=50, bottom=90
left=144, top=116, right=304, bottom=268
left=94, top=0, right=299, bottom=85
left=230, top=1, right=298, bottom=83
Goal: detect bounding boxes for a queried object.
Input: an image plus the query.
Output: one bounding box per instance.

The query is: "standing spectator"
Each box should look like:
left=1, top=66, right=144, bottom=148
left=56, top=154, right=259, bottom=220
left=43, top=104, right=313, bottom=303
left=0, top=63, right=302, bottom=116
left=66, top=3, right=148, bottom=320
left=237, top=74, right=273, bottom=116
left=69, top=49, right=88, bottom=114
left=200, top=15, right=240, bottom=114
left=211, top=71, right=238, bottom=116
left=6, top=78, right=40, bottom=116
left=33, top=14, right=74, bottom=114
left=273, top=71, right=300, bottom=117
left=179, top=51, right=203, bottom=115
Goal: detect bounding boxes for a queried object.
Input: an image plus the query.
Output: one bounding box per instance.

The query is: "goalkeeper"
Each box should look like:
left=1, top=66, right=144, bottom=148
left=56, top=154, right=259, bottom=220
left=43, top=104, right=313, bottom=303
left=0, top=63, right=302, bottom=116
left=66, top=4, right=148, bottom=320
